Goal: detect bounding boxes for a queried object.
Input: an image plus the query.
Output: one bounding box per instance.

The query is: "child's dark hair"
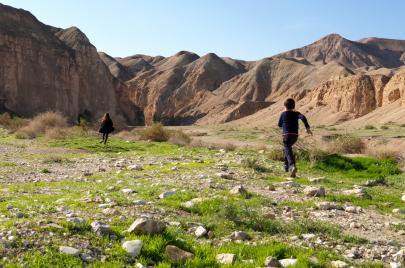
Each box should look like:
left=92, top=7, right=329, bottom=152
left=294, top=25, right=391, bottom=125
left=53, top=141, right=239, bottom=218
left=284, top=98, right=295, bottom=109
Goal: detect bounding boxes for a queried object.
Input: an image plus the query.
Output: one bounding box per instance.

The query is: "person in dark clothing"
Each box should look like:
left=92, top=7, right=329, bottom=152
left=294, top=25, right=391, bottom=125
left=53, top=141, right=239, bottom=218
left=278, top=98, right=313, bottom=177
left=99, top=113, right=115, bottom=145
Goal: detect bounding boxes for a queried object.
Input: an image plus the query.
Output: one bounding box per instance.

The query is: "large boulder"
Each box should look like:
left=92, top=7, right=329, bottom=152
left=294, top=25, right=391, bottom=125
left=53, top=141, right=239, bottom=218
left=128, top=218, right=166, bottom=235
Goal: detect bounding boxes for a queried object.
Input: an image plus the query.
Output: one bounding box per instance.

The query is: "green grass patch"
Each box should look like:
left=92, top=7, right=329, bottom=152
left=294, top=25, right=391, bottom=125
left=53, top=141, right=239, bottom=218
left=304, top=155, right=401, bottom=179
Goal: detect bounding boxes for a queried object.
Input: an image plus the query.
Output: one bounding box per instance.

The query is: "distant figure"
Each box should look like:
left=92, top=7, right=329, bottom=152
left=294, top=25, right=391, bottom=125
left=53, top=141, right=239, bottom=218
left=99, top=113, right=115, bottom=145
left=278, top=98, right=313, bottom=178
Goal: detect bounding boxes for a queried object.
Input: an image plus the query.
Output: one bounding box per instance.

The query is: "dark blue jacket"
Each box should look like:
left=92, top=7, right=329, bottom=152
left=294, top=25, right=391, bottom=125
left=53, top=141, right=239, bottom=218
left=278, top=111, right=310, bottom=135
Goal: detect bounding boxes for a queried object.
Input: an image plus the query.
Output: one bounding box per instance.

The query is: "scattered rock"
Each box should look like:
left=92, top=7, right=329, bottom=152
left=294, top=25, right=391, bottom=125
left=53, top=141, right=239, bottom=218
left=67, top=217, right=86, bottom=226
left=195, top=226, right=207, bottom=238
left=264, top=256, right=280, bottom=267
left=80, top=253, right=94, bottom=262
left=303, top=186, right=325, bottom=197
left=216, top=253, right=238, bottom=264
left=391, top=262, right=404, bottom=268
left=316, top=201, right=342, bottom=210
left=59, top=246, right=80, bottom=256
left=230, top=231, right=247, bottom=240
left=393, top=208, right=405, bottom=214
left=165, top=245, right=194, bottom=264
left=279, top=258, right=298, bottom=267
left=133, top=200, right=146, bottom=205
left=90, top=222, right=111, bottom=236
left=331, top=260, right=348, bottom=267
left=128, top=165, right=143, bottom=171
left=103, top=208, right=121, bottom=216
left=121, top=189, right=134, bottom=194
left=345, top=206, right=358, bottom=213
left=308, top=256, right=318, bottom=264
left=123, top=240, right=143, bottom=257
left=181, top=201, right=196, bottom=208
left=128, top=218, right=166, bottom=235
left=309, top=177, right=328, bottom=183
left=159, top=191, right=178, bottom=199
left=216, top=173, right=233, bottom=179
left=230, top=185, right=248, bottom=195
left=265, top=185, right=275, bottom=191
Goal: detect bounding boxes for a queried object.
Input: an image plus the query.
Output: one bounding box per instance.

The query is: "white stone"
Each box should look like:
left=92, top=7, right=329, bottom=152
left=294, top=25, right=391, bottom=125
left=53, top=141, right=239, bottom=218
left=181, top=201, right=196, bottom=208
left=128, top=165, right=143, bottom=171
left=302, top=233, right=316, bottom=239
left=68, top=217, right=86, bottom=226
left=331, top=260, right=348, bottom=267
left=216, top=253, right=238, bottom=264
left=279, top=258, right=298, bottom=267
left=216, top=173, right=233, bottom=179
left=121, top=189, right=134, bottom=194
left=393, top=209, right=405, bottom=213
left=59, top=246, right=80, bottom=256
left=123, top=240, right=143, bottom=257
left=195, top=226, right=207, bottom=238
left=391, top=262, right=404, bottom=268
left=345, top=206, right=357, bottom=213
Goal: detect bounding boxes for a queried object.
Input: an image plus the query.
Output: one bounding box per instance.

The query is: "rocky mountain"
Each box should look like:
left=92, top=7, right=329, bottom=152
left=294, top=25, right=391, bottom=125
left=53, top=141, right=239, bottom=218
left=0, top=4, right=143, bottom=125
left=272, top=34, right=405, bottom=70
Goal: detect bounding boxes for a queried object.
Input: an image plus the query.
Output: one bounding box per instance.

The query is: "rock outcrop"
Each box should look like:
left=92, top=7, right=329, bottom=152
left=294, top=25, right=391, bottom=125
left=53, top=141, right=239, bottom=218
left=0, top=4, right=143, bottom=124
left=308, top=74, right=390, bottom=116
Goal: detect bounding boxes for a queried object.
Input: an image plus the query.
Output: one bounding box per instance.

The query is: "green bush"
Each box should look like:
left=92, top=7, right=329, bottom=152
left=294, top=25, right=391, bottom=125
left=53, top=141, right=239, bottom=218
left=365, top=125, right=376, bottom=130
left=76, top=118, right=91, bottom=133
left=381, top=125, right=389, bottom=130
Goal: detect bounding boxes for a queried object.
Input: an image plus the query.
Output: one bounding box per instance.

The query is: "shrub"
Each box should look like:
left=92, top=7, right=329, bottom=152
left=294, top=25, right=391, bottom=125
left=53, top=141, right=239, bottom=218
left=325, top=135, right=366, bottom=154
left=114, top=130, right=138, bottom=141
left=168, top=130, right=191, bottom=146
left=308, top=106, right=313, bottom=110
left=40, top=168, right=51, bottom=173
left=29, top=111, right=67, bottom=134
left=268, top=148, right=284, bottom=161
left=255, top=143, right=268, bottom=151
left=76, top=118, right=91, bottom=133
left=220, top=141, right=236, bottom=151
left=328, top=127, right=337, bottom=131
left=381, top=125, right=389, bottom=130
left=45, top=128, right=68, bottom=140
left=0, top=113, right=30, bottom=131
left=365, top=124, right=376, bottom=130
left=365, top=147, right=403, bottom=160
left=139, top=123, right=170, bottom=142
left=14, top=128, right=37, bottom=139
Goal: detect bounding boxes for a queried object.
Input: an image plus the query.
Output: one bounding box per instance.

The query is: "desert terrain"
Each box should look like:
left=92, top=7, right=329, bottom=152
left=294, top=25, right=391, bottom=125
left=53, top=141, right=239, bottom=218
left=1, top=2, right=405, bottom=268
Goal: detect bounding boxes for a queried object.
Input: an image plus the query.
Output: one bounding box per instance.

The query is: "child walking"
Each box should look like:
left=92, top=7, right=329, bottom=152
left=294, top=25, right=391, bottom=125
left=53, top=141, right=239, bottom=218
left=278, top=98, right=313, bottom=177
left=99, top=113, right=115, bottom=145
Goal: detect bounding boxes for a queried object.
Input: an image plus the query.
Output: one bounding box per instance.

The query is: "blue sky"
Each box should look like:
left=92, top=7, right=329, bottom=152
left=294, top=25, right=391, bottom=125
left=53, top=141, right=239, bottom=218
left=3, top=0, right=405, bottom=61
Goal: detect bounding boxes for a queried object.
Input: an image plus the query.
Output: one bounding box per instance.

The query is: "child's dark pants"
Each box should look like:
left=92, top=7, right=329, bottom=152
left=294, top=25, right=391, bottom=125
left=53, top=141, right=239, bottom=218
left=283, top=134, right=298, bottom=167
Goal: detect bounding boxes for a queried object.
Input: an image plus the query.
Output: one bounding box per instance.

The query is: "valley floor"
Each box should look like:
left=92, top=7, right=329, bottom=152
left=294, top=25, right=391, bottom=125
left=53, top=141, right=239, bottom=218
left=0, top=128, right=405, bottom=267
